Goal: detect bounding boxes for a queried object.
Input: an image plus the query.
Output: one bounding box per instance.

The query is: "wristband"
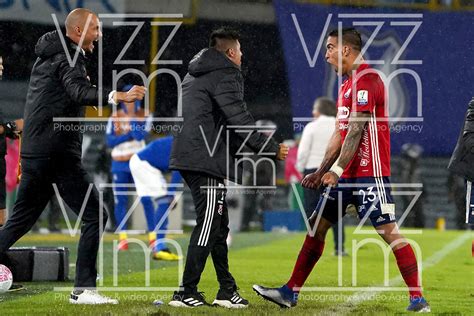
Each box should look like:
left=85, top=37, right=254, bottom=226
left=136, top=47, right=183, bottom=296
left=329, top=165, right=344, bottom=177
left=108, top=90, right=118, bottom=105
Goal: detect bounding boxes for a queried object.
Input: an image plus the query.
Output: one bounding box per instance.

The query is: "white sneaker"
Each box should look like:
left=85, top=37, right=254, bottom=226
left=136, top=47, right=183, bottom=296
left=69, top=289, right=119, bottom=305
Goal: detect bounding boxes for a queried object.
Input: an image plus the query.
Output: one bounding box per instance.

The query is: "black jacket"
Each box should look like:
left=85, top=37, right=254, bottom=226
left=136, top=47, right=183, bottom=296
left=169, top=48, right=279, bottom=183
left=21, top=31, right=110, bottom=158
left=448, top=98, right=474, bottom=181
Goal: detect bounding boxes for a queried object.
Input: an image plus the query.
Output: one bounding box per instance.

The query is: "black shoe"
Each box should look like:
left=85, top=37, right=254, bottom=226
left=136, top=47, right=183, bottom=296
left=168, top=291, right=210, bottom=308
left=8, top=284, right=25, bottom=292
left=212, top=288, right=249, bottom=309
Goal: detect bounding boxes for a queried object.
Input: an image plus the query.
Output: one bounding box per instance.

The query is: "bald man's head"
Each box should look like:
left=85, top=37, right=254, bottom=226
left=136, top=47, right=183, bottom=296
left=65, top=8, right=101, bottom=53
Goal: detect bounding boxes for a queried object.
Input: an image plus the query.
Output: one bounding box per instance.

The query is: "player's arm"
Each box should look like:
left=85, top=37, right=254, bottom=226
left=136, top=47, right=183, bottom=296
left=322, top=111, right=370, bottom=186
left=301, top=119, right=341, bottom=189
left=56, top=57, right=146, bottom=106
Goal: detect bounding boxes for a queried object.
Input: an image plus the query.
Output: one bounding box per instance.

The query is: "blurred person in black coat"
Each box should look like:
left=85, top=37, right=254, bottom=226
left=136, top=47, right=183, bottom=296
left=0, top=56, right=23, bottom=227
left=448, top=97, right=474, bottom=229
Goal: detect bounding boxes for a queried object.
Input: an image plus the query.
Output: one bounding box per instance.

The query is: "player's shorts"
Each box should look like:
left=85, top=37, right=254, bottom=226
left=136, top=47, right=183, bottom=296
left=466, top=181, right=474, bottom=225
left=313, top=176, right=396, bottom=227
left=129, top=154, right=167, bottom=198
left=0, top=156, right=6, bottom=209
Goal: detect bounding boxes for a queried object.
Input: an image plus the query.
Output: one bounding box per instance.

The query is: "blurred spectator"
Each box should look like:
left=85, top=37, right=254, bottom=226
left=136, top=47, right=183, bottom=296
left=447, top=172, right=466, bottom=229
left=400, top=143, right=426, bottom=228
left=285, top=137, right=302, bottom=184
left=284, top=137, right=303, bottom=210
left=448, top=97, right=474, bottom=231
left=106, top=84, right=153, bottom=250
left=297, top=97, right=347, bottom=256
left=0, top=55, right=23, bottom=225
left=240, top=119, right=277, bottom=231
left=5, top=138, right=19, bottom=194
left=130, top=136, right=182, bottom=261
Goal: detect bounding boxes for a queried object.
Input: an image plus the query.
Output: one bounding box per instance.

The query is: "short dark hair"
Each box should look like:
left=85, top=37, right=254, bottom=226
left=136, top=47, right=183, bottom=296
left=328, top=27, right=362, bottom=52
left=314, top=97, right=337, bottom=117
left=209, top=27, right=240, bottom=51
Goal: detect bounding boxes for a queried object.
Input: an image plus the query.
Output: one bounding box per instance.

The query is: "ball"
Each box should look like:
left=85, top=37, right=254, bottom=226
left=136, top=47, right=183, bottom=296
left=0, top=264, right=13, bottom=293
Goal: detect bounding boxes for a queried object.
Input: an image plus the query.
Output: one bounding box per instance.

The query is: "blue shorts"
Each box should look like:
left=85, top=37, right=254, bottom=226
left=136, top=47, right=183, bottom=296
left=313, top=177, right=396, bottom=227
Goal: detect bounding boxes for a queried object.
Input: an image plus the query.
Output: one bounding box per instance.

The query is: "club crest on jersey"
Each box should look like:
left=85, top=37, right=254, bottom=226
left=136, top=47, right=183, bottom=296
left=357, top=90, right=368, bottom=105
left=344, top=88, right=351, bottom=99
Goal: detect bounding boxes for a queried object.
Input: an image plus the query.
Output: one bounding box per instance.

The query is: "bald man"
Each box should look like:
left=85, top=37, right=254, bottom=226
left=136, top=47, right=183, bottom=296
left=0, top=9, right=146, bottom=304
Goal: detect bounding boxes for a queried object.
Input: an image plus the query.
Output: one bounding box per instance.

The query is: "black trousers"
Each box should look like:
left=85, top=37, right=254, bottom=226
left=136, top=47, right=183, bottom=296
left=180, top=170, right=236, bottom=293
left=303, top=168, right=345, bottom=252
left=0, top=156, right=107, bottom=288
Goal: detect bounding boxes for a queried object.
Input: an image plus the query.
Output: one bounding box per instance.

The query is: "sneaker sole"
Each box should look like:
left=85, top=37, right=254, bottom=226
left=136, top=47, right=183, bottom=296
left=417, top=306, right=431, bottom=313
left=169, top=300, right=191, bottom=308
left=252, top=285, right=291, bottom=308
left=169, top=300, right=208, bottom=308
left=212, top=299, right=248, bottom=309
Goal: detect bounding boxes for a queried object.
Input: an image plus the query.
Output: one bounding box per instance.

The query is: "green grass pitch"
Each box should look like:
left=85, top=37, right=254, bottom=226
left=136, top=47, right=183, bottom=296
left=0, top=227, right=472, bottom=315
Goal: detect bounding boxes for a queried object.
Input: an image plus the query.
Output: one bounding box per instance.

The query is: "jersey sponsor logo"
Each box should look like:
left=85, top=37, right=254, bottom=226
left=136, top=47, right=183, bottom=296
left=344, top=88, right=351, bottom=99
left=339, top=122, right=349, bottom=130
left=358, top=127, right=370, bottom=166
left=338, top=106, right=350, bottom=119
left=357, top=90, right=368, bottom=105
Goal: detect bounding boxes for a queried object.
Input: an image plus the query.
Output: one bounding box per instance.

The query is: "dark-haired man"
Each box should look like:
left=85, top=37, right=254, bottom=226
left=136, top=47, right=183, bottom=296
left=253, top=28, right=430, bottom=313
left=167, top=28, right=288, bottom=308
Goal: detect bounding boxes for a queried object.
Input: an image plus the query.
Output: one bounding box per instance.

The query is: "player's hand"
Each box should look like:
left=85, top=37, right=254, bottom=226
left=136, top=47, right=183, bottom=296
left=321, top=171, right=339, bottom=187
left=276, top=143, right=289, bottom=160
left=115, top=85, right=147, bottom=103
left=301, top=170, right=323, bottom=189
left=124, top=85, right=147, bottom=102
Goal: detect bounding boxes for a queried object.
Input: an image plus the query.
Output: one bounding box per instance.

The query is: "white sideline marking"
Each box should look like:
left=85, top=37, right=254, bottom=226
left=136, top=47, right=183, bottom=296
left=330, top=232, right=471, bottom=314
